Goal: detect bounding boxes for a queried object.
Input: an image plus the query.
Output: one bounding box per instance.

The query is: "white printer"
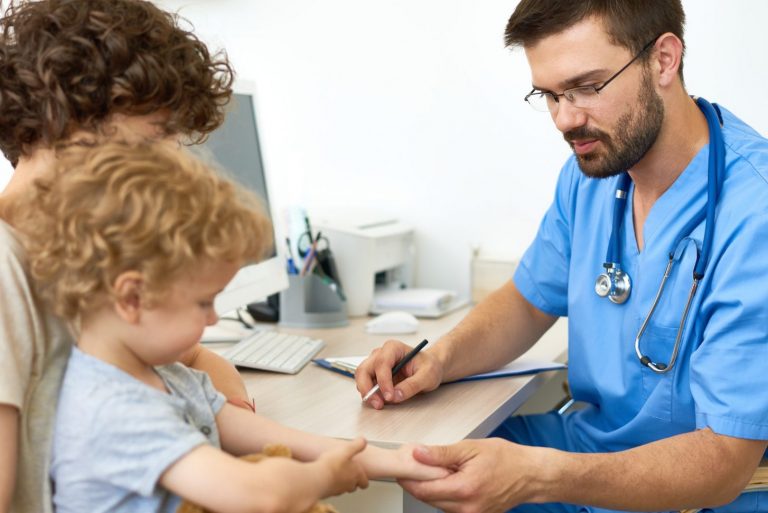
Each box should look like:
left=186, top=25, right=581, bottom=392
left=313, top=213, right=415, bottom=317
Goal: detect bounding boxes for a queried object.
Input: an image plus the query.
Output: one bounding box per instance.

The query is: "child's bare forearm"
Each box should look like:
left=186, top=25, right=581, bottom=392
left=357, top=444, right=450, bottom=480
left=217, top=404, right=341, bottom=459
left=217, top=405, right=448, bottom=482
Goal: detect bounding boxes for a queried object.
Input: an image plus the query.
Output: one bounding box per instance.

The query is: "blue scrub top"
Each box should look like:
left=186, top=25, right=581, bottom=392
left=514, top=104, right=768, bottom=453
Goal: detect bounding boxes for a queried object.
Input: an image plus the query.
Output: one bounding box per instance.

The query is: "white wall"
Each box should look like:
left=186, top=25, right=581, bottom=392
left=3, top=1, right=767, bottom=298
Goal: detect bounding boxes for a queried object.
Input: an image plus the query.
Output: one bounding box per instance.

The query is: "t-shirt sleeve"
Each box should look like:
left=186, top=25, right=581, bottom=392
left=514, top=160, right=577, bottom=317
left=87, top=388, right=211, bottom=497
left=690, top=212, right=768, bottom=440
left=187, top=365, right=227, bottom=415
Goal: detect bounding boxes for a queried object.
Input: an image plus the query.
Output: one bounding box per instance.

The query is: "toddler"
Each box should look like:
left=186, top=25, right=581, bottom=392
left=16, top=141, right=447, bottom=513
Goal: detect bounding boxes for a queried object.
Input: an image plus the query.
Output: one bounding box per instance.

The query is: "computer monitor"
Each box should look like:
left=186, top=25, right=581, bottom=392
left=193, top=80, right=288, bottom=314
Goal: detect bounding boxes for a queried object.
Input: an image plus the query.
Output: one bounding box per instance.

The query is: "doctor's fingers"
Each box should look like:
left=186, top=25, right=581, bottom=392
left=399, top=470, right=508, bottom=513
left=356, top=340, right=412, bottom=403
left=400, top=470, right=519, bottom=513
left=411, top=441, right=475, bottom=468
left=407, top=439, right=530, bottom=511
left=391, top=353, right=443, bottom=404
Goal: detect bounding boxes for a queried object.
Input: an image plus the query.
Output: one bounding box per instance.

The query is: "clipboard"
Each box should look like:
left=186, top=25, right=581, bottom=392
left=313, top=356, right=566, bottom=383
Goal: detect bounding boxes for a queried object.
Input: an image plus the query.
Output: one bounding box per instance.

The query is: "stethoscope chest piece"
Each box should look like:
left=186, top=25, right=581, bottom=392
left=595, top=264, right=631, bottom=304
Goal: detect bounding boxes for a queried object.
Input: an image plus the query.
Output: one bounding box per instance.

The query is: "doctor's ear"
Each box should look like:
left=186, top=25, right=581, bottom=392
left=653, top=32, right=684, bottom=88
left=112, top=271, right=145, bottom=324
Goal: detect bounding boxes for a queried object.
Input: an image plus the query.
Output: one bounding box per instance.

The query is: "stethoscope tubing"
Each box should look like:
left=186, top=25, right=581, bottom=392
left=598, top=96, right=724, bottom=373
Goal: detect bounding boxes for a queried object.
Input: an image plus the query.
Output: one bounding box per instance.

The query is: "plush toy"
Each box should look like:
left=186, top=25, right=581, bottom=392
left=176, top=444, right=339, bottom=513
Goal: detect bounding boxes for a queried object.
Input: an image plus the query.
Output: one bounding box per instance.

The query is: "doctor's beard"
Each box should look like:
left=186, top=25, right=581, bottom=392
left=565, top=68, right=665, bottom=179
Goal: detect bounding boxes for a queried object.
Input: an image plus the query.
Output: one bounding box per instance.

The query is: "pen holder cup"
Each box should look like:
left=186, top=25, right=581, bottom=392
left=279, top=274, right=348, bottom=329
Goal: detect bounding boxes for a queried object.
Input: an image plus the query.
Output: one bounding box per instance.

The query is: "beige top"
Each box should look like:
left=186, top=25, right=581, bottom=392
left=0, top=220, right=72, bottom=513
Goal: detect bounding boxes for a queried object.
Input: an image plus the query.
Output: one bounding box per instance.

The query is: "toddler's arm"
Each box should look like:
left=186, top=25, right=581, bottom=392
left=160, top=438, right=368, bottom=513
left=216, top=404, right=450, bottom=482
left=357, top=443, right=451, bottom=481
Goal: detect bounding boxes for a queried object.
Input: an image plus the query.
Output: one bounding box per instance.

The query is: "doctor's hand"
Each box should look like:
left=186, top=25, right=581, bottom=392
left=398, top=439, right=549, bottom=513
left=354, top=339, right=443, bottom=409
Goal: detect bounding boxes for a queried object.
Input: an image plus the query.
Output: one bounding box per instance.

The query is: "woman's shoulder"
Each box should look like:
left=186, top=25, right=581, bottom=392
left=0, top=218, right=27, bottom=273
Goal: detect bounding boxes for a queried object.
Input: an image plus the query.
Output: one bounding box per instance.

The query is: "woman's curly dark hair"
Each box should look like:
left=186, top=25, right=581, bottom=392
left=0, top=0, right=233, bottom=165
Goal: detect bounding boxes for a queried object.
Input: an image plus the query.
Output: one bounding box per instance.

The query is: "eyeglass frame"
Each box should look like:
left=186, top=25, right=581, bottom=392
left=524, top=35, right=660, bottom=113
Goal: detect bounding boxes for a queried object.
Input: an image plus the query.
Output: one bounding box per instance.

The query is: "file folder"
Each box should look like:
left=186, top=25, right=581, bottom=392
left=313, top=356, right=566, bottom=383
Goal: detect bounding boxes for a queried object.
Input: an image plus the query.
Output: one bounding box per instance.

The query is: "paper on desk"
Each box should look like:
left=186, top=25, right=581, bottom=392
left=314, top=356, right=566, bottom=382
left=374, top=288, right=455, bottom=310
left=371, top=288, right=469, bottom=318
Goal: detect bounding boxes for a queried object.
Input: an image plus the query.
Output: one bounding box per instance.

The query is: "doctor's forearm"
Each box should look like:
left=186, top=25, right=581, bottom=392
left=434, top=280, right=556, bottom=383
left=536, top=428, right=765, bottom=510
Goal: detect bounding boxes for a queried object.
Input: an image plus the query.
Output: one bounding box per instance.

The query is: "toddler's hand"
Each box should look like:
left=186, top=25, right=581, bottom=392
left=316, top=437, right=369, bottom=497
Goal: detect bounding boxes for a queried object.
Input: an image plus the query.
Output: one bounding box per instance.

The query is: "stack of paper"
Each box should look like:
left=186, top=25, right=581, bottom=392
left=372, top=288, right=467, bottom=318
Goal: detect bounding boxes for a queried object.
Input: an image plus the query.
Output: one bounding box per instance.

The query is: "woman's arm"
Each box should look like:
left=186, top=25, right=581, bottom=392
left=180, top=344, right=250, bottom=405
left=0, top=404, right=19, bottom=513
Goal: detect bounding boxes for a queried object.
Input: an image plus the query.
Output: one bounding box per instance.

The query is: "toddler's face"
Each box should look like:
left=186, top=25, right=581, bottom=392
left=132, top=260, right=241, bottom=366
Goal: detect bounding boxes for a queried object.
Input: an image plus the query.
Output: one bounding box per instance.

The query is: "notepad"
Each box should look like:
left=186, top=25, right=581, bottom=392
left=313, top=356, right=566, bottom=383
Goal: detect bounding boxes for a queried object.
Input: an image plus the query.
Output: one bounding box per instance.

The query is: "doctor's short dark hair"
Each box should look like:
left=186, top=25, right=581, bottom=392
left=504, top=0, right=686, bottom=77
left=0, top=0, right=233, bottom=166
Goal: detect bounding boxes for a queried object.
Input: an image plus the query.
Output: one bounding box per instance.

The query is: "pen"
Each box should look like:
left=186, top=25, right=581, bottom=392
left=304, top=215, right=315, bottom=245
left=362, top=339, right=429, bottom=403
left=285, top=237, right=299, bottom=275
left=300, top=230, right=322, bottom=277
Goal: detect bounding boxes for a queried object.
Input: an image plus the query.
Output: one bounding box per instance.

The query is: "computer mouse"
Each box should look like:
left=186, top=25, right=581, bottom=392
left=366, top=311, right=419, bottom=334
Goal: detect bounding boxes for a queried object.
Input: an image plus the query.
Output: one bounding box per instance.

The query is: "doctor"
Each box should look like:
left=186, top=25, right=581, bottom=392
left=355, top=1, right=768, bottom=511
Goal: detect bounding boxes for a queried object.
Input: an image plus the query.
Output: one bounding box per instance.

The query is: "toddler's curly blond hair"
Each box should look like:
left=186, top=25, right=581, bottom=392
left=15, top=141, right=272, bottom=321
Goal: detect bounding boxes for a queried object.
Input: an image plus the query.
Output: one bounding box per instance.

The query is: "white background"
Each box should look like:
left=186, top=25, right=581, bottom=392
left=3, top=0, right=767, bottom=298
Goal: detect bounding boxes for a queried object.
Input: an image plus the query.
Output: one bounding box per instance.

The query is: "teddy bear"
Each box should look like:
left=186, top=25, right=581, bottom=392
left=176, top=444, right=339, bottom=513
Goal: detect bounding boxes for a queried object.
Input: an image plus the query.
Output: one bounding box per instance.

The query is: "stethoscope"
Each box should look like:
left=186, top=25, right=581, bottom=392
left=594, top=97, right=725, bottom=374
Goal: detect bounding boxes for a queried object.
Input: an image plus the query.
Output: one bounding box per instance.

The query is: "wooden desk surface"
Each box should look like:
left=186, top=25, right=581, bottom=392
left=226, top=308, right=567, bottom=449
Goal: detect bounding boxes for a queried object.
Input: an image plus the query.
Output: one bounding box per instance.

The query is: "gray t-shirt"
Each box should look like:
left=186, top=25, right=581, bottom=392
left=50, top=348, right=226, bottom=513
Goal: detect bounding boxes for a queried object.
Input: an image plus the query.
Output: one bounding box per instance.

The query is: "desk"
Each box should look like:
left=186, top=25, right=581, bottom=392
left=230, top=308, right=568, bottom=512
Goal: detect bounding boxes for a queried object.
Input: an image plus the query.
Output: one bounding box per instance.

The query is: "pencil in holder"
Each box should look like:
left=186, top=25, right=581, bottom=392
left=279, top=274, right=348, bottom=328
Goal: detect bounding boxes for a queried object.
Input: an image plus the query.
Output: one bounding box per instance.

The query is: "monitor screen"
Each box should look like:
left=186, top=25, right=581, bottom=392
left=193, top=82, right=288, bottom=314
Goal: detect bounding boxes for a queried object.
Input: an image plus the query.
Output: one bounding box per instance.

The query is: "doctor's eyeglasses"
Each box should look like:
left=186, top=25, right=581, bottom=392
left=524, top=36, right=658, bottom=113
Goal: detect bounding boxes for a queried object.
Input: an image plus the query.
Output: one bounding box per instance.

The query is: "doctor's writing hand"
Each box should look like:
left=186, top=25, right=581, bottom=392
left=398, top=439, right=550, bottom=513
left=354, top=339, right=443, bottom=409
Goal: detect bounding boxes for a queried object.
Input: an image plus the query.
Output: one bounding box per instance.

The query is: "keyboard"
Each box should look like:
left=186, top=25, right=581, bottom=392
left=221, top=330, right=325, bottom=374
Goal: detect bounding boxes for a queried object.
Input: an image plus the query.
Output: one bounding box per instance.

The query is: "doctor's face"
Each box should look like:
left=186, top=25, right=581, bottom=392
left=524, top=17, right=664, bottom=178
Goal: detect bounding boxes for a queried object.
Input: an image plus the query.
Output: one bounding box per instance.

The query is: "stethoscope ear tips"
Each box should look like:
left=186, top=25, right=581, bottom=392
left=639, top=355, right=668, bottom=372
